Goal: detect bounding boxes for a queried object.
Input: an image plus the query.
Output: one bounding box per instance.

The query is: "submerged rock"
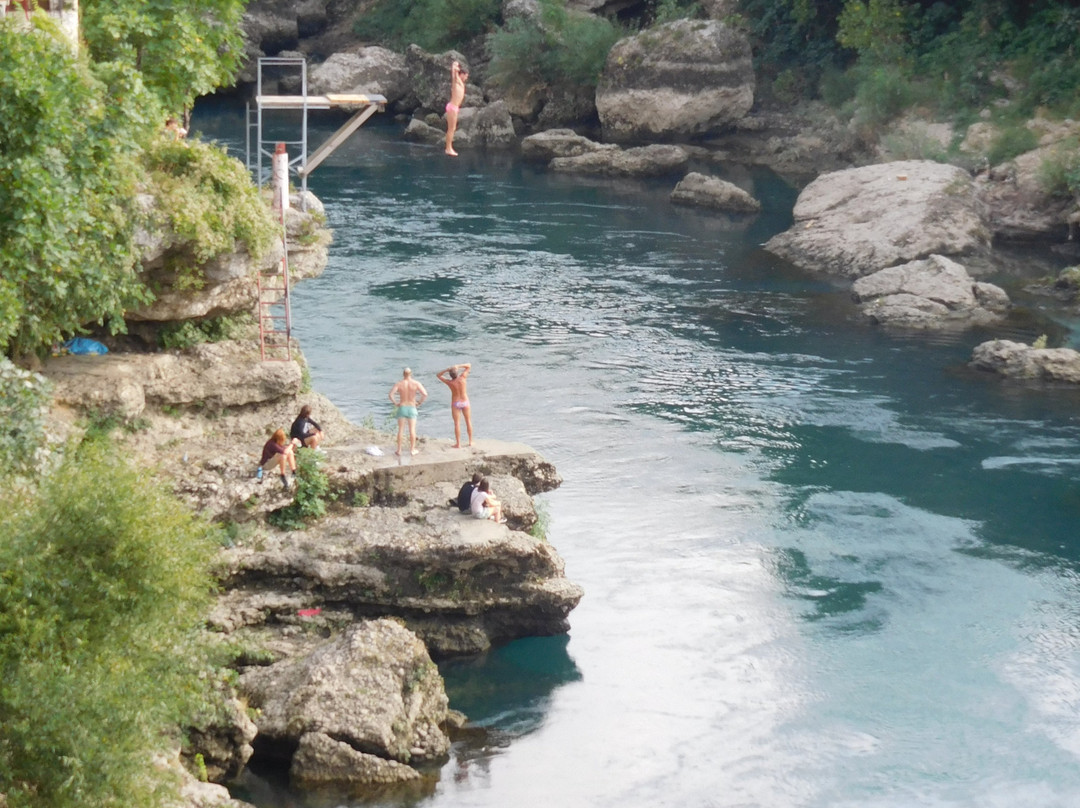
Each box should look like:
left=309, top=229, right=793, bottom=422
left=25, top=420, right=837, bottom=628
left=670, top=171, right=761, bottom=213
left=550, top=144, right=689, bottom=177
left=970, top=339, right=1080, bottom=384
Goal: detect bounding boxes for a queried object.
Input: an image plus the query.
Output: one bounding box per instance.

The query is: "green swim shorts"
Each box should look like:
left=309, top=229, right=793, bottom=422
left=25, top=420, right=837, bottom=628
left=396, top=405, right=418, bottom=419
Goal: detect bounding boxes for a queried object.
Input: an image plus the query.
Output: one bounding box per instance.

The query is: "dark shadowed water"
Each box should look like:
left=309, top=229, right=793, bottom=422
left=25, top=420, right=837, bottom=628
left=194, top=102, right=1080, bottom=808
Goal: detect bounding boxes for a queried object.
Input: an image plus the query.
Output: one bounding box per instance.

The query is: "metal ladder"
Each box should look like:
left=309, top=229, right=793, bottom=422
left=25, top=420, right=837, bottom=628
left=257, top=210, right=292, bottom=361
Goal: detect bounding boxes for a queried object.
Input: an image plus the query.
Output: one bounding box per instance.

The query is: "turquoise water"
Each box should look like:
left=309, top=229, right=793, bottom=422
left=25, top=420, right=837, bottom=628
left=195, top=104, right=1080, bottom=808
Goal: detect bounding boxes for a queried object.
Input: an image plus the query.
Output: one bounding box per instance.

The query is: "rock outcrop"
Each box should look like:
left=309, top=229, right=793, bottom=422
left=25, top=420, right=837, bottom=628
left=765, top=160, right=991, bottom=277
left=239, top=620, right=450, bottom=785
left=131, top=195, right=329, bottom=324
left=308, top=46, right=409, bottom=106
left=595, top=19, right=754, bottom=143
left=550, top=143, right=689, bottom=177
left=43, top=340, right=302, bottom=421
left=670, top=171, right=761, bottom=213
left=851, top=254, right=1010, bottom=330
left=970, top=339, right=1080, bottom=384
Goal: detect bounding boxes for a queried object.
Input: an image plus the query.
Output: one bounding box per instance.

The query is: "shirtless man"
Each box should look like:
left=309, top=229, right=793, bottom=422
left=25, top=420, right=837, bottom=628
left=389, top=367, right=428, bottom=456
left=436, top=362, right=473, bottom=448
left=444, top=60, right=468, bottom=157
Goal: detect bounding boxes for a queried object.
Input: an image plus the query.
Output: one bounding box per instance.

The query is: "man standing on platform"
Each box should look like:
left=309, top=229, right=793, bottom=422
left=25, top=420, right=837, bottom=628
left=389, top=367, right=428, bottom=456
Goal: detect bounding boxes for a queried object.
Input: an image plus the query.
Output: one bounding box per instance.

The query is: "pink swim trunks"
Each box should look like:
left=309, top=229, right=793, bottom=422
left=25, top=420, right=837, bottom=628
left=453, top=399, right=470, bottom=409
left=446, top=103, right=459, bottom=113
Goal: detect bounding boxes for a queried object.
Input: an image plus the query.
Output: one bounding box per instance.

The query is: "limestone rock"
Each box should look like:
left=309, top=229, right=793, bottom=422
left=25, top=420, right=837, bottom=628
left=765, top=160, right=990, bottom=277
left=970, top=340, right=1080, bottom=384
left=42, top=340, right=302, bottom=419
left=182, top=695, right=258, bottom=783
left=405, top=45, right=475, bottom=112
left=405, top=102, right=517, bottom=150
left=851, top=255, right=1010, bottom=330
left=238, top=620, right=450, bottom=765
left=131, top=198, right=329, bottom=323
left=308, top=47, right=408, bottom=104
left=550, top=144, right=689, bottom=177
left=290, top=732, right=421, bottom=786
left=974, top=138, right=1080, bottom=241
left=213, top=467, right=582, bottom=656
left=596, top=19, right=754, bottom=143
left=670, top=172, right=761, bottom=213
left=521, top=129, right=617, bottom=162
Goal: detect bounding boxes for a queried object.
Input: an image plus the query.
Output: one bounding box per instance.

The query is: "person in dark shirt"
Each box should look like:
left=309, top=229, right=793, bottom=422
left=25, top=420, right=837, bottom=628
left=451, top=472, right=484, bottom=513
left=290, top=404, right=324, bottom=450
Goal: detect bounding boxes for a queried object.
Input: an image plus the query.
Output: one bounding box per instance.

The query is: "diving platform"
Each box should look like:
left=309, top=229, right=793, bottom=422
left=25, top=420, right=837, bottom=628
left=247, top=57, right=386, bottom=205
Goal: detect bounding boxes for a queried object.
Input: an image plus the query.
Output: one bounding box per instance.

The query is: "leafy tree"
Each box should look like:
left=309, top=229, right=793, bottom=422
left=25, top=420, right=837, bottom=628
left=488, top=0, right=622, bottom=91
left=0, top=23, right=152, bottom=358
left=0, top=440, right=219, bottom=808
left=358, top=0, right=501, bottom=51
left=81, top=0, right=247, bottom=118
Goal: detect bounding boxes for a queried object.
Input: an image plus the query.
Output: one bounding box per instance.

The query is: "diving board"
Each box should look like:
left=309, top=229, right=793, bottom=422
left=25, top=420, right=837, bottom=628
left=247, top=57, right=387, bottom=207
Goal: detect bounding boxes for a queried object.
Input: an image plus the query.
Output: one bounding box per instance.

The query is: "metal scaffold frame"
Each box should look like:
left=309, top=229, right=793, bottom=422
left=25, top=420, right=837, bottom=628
left=245, top=56, right=387, bottom=205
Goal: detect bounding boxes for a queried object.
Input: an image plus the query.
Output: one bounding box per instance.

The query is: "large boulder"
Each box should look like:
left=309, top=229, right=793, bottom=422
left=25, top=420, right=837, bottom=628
left=550, top=144, right=689, bottom=177
left=970, top=340, right=1080, bottom=384
left=404, top=45, right=477, bottom=112
left=308, top=47, right=408, bottom=104
left=404, top=101, right=517, bottom=150
left=670, top=171, right=761, bottom=213
left=595, top=19, right=754, bottom=143
left=851, top=254, right=1010, bottom=330
left=765, top=160, right=991, bottom=278
left=238, top=619, right=450, bottom=780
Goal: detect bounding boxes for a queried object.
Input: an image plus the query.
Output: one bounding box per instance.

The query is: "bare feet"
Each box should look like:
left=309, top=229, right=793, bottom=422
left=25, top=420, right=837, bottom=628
left=394, top=450, right=401, bottom=457
left=452, top=443, right=461, bottom=449
left=445, top=148, right=458, bottom=157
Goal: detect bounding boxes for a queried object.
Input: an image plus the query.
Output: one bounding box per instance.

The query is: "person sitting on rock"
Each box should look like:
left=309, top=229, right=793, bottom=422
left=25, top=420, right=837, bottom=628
left=451, top=472, right=483, bottom=513
left=470, top=478, right=505, bottom=523
left=258, top=428, right=296, bottom=489
left=290, top=404, right=324, bottom=451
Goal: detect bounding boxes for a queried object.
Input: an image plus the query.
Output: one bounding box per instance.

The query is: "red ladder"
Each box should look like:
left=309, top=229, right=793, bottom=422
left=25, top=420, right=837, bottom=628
left=257, top=211, right=292, bottom=361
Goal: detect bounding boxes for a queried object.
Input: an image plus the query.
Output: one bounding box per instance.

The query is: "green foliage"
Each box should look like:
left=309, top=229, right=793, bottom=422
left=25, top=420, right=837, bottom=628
left=1037, top=137, right=1080, bottom=198
left=143, top=135, right=277, bottom=284
left=488, top=0, right=623, bottom=90
left=987, top=124, right=1039, bottom=166
left=1032, top=334, right=1049, bottom=349
left=650, top=0, right=703, bottom=25
left=735, top=0, right=848, bottom=99
left=268, top=449, right=335, bottom=530
left=158, top=313, right=254, bottom=351
left=0, top=23, right=153, bottom=358
left=529, top=498, right=551, bottom=541
left=837, top=0, right=915, bottom=66
left=81, top=0, right=246, bottom=117
left=0, top=358, right=51, bottom=478
left=358, top=0, right=501, bottom=51
left=849, top=63, right=915, bottom=130
left=0, top=440, right=218, bottom=808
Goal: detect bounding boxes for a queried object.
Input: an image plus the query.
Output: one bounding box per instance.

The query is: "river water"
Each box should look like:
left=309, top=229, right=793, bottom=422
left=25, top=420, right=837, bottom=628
left=194, top=103, right=1080, bottom=808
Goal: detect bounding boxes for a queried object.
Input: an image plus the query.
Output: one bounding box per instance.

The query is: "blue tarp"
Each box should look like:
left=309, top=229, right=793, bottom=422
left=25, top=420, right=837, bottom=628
left=62, top=337, right=108, bottom=355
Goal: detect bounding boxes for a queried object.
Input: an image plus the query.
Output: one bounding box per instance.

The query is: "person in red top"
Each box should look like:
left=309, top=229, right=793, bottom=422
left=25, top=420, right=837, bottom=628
left=258, top=428, right=296, bottom=488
